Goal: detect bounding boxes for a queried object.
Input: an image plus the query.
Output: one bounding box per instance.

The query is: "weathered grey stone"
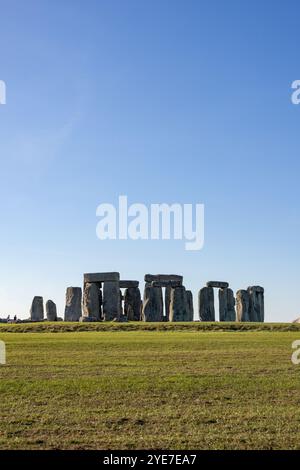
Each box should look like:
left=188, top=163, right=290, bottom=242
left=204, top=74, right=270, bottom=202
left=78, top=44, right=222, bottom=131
left=248, top=286, right=264, bottom=322
left=206, top=281, right=229, bottom=289
left=83, top=282, right=101, bottom=320
left=236, top=290, right=250, bottom=322
left=165, top=285, right=171, bottom=321
left=124, top=287, right=141, bottom=321
left=119, top=280, right=139, bottom=288
left=219, top=288, right=236, bottom=321
left=30, top=296, right=44, bottom=322
left=169, top=286, right=188, bottom=322
left=84, top=272, right=120, bottom=284
left=46, top=300, right=57, bottom=321
left=64, top=287, right=82, bottom=321
left=247, top=285, right=264, bottom=293
left=144, top=274, right=183, bottom=284
left=152, top=280, right=182, bottom=288
left=199, top=287, right=215, bottom=321
left=103, top=281, right=120, bottom=321
left=186, top=290, right=194, bottom=322
left=142, top=286, right=163, bottom=322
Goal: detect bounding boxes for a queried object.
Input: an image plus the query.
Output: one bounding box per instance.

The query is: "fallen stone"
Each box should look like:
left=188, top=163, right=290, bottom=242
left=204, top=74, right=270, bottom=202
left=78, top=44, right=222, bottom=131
left=64, top=287, right=82, bottom=321
left=46, top=300, right=57, bottom=321
left=30, top=296, right=44, bottom=322
left=198, top=287, right=215, bottom=321
left=206, top=281, right=229, bottom=289
left=84, top=272, right=120, bottom=284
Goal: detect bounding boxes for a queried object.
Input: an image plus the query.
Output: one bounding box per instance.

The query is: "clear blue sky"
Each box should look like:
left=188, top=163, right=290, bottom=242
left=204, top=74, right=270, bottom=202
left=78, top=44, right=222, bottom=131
left=0, top=0, right=299, bottom=321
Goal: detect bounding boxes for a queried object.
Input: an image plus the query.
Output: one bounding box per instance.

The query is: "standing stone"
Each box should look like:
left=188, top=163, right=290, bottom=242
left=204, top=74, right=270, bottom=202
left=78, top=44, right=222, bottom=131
left=142, top=286, right=163, bottom=322
left=30, top=296, right=44, bottom=322
left=82, top=283, right=101, bottom=320
left=169, top=286, right=189, bottom=321
left=103, top=281, right=120, bottom=321
left=186, top=290, right=194, bottom=321
left=124, top=287, right=141, bottom=321
left=248, top=286, right=264, bottom=322
left=46, top=300, right=57, bottom=321
left=165, top=286, right=172, bottom=321
left=198, top=287, right=215, bottom=321
left=219, top=288, right=236, bottom=321
left=64, top=287, right=82, bottom=321
left=236, top=289, right=250, bottom=322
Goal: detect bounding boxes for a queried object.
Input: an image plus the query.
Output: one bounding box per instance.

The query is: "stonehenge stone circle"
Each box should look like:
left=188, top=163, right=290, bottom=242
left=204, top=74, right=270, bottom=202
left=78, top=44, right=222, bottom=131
left=219, top=288, right=236, bottom=321
left=169, top=286, right=188, bottom=322
left=32, top=271, right=264, bottom=324
left=142, top=285, right=163, bottom=322
left=124, top=287, right=141, bottom=321
left=64, top=287, right=82, bottom=321
left=236, top=289, right=250, bottom=322
left=186, top=290, right=194, bottom=321
left=103, top=281, right=121, bottom=321
left=30, top=296, right=44, bottom=322
left=199, top=287, right=215, bottom=321
left=82, top=282, right=101, bottom=321
left=46, top=300, right=57, bottom=321
left=207, top=281, right=229, bottom=289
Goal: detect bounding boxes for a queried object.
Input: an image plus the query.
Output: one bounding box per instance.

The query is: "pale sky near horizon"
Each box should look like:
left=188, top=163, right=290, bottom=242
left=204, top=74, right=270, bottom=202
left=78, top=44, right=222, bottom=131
left=0, top=0, right=300, bottom=321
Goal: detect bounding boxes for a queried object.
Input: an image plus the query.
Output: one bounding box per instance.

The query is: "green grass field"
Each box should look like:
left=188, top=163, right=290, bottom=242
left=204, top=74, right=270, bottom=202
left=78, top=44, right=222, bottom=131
left=0, top=324, right=300, bottom=449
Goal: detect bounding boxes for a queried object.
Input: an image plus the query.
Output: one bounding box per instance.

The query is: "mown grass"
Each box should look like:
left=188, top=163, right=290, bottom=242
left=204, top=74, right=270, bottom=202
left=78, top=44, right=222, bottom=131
left=0, top=321, right=300, bottom=333
left=0, top=329, right=300, bottom=449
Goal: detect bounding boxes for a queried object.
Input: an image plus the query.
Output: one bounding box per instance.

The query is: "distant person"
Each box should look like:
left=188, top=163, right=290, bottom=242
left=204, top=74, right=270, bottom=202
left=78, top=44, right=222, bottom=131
left=13, top=315, right=17, bottom=322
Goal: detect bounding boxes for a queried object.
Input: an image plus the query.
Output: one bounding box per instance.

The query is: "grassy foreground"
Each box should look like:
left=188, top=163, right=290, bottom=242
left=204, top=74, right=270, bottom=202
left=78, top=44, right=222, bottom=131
left=0, top=328, right=300, bottom=449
